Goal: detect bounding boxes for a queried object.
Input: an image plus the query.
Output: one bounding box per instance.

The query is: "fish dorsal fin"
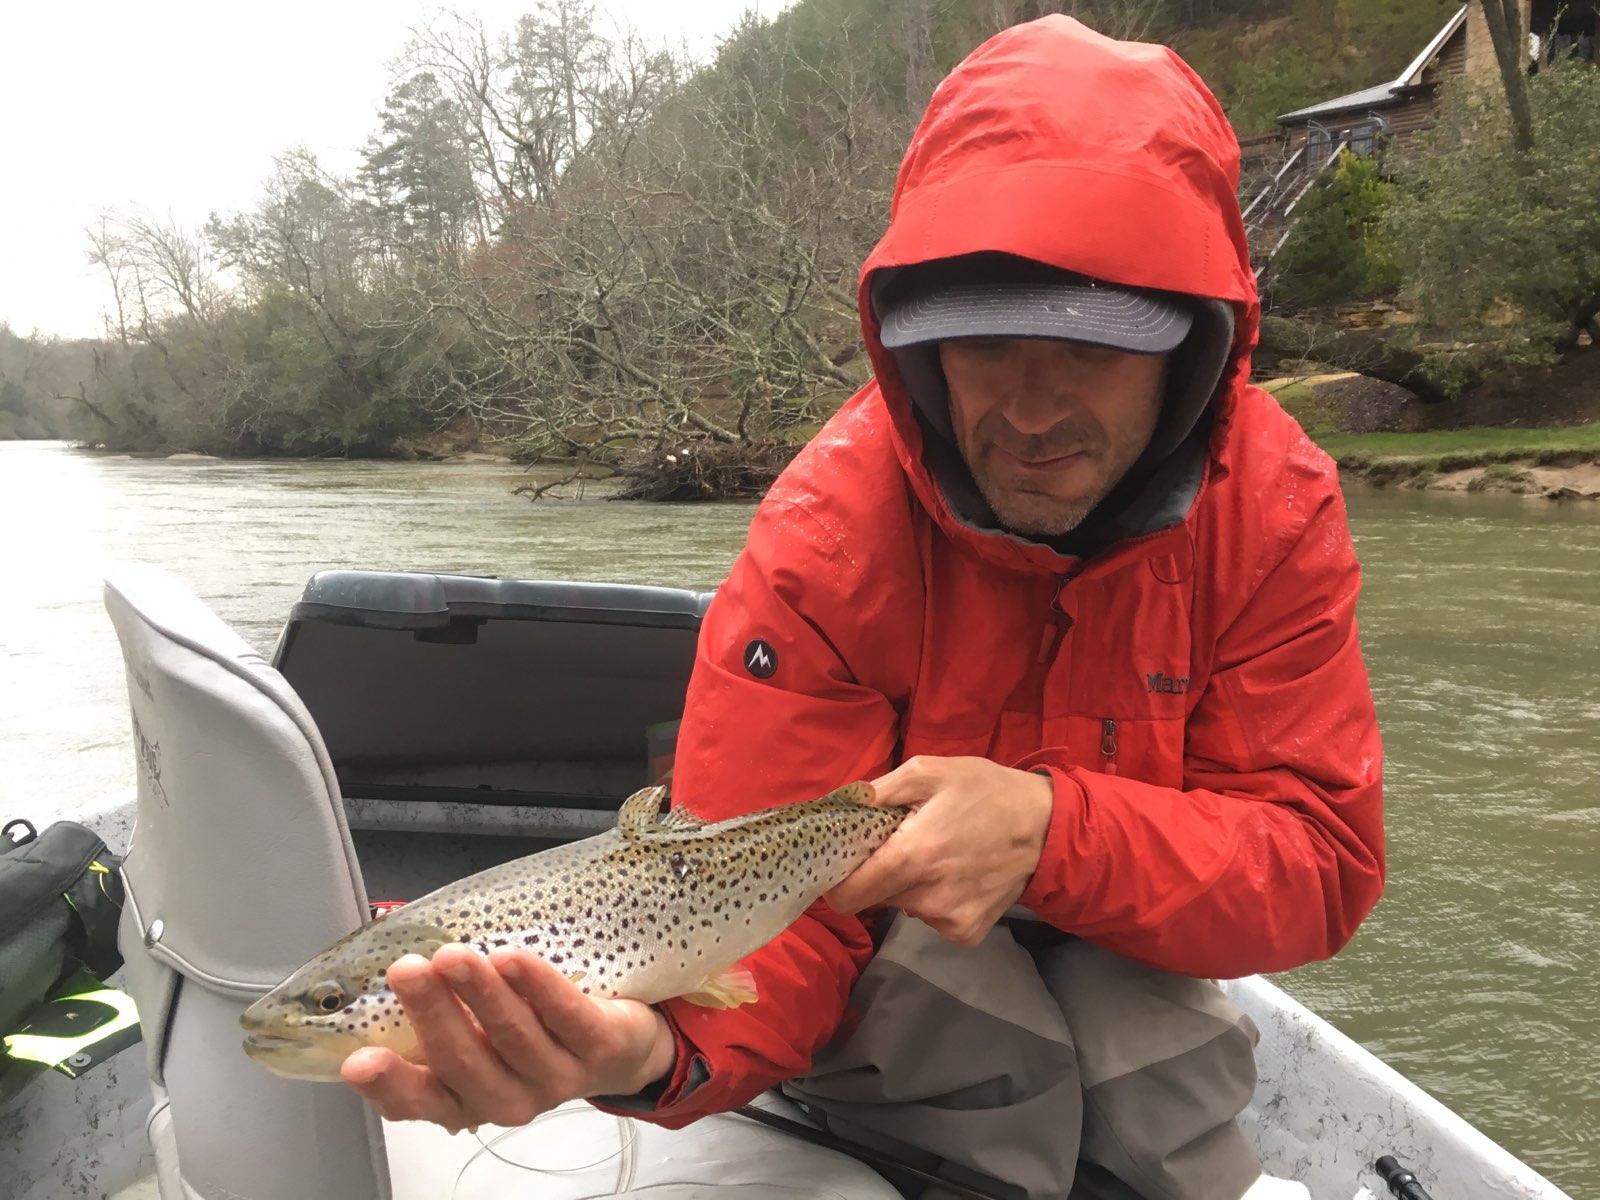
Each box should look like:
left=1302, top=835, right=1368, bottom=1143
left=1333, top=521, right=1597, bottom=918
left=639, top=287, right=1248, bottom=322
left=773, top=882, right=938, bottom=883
left=660, top=803, right=707, bottom=830
left=616, top=785, right=668, bottom=841
left=817, top=781, right=875, bottom=807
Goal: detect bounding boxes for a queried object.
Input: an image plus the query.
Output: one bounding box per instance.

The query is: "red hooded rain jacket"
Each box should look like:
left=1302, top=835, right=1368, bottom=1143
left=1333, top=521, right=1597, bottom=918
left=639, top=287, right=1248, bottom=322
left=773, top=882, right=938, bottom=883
left=619, top=14, right=1385, bottom=1128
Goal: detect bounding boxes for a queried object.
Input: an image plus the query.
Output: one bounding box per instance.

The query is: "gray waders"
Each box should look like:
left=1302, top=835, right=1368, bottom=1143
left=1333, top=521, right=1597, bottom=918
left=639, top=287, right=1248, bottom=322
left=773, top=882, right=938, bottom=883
left=782, top=914, right=1263, bottom=1200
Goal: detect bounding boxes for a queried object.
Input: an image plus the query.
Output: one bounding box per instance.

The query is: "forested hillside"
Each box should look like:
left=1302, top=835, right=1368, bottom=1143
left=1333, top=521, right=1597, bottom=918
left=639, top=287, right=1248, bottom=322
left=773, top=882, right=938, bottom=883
left=0, top=2, right=1506, bottom=458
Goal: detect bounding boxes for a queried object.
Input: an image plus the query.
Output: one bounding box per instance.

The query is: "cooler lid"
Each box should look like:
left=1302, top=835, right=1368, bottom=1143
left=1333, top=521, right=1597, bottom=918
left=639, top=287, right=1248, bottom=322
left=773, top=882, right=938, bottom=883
left=271, top=571, right=713, bottom=813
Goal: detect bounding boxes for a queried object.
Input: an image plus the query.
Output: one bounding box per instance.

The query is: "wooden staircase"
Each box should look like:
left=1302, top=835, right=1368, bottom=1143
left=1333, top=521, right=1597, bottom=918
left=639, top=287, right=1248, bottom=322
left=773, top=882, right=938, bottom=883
left=1241, top=133, right=1352, bottom=281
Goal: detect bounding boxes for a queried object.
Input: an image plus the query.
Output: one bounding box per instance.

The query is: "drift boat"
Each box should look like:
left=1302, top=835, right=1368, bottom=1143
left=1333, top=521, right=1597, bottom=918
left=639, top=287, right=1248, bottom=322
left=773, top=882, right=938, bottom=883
left=0, top=567, right=1574, bottom=1200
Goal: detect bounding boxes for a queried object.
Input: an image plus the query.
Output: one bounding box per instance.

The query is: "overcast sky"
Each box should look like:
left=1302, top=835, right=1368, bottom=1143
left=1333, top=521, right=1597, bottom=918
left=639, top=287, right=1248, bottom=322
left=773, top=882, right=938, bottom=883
left=0, top=0, right=782, bottom=340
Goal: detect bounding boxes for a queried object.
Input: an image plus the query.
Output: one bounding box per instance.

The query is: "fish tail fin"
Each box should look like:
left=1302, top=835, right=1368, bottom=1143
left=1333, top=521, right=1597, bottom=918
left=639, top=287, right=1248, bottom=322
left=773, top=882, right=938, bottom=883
left=679, top=965, right=758, bottom=1009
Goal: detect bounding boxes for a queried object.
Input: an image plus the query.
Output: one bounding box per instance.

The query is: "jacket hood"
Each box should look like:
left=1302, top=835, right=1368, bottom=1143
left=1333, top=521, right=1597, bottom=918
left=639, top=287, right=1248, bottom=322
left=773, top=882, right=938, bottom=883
left=856, top=15, right=1261, bottom=573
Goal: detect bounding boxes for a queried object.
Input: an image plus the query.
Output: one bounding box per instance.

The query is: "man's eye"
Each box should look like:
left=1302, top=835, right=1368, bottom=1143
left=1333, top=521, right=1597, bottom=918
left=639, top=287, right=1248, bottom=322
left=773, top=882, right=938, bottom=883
left=964, top=337, right=1009, bottom=353
left=1069, top=341, right=1115, bottom=361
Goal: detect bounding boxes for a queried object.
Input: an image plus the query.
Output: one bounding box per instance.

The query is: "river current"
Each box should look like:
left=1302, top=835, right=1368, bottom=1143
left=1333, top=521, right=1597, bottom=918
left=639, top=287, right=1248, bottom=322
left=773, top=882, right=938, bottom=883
left=1, top=440, right=1595, bottom=1192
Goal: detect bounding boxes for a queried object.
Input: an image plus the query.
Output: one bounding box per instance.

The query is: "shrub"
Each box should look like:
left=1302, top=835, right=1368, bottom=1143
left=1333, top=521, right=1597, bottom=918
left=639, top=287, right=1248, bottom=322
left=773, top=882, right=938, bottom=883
left=1273, top=148, right=1403, bottom=307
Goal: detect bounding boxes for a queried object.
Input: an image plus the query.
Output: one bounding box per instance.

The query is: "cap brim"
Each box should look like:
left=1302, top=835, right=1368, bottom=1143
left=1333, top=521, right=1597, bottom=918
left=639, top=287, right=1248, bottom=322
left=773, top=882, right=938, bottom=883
left=879, top=280, right=1192, bottom=354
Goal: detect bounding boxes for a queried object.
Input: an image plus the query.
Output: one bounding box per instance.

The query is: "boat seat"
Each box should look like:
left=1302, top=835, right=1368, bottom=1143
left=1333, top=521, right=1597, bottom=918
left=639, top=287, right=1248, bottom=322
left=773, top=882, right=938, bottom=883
left=107, top=564, right=391, bottom=1199
left=104, top=565, right=900, bottom=1200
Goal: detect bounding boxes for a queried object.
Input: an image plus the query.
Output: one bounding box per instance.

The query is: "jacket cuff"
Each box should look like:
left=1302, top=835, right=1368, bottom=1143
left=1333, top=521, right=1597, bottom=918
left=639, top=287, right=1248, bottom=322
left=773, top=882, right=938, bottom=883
left=588, top=1007, right=712, bottom=1121
left=1012, top=758, right=1087, bottom=917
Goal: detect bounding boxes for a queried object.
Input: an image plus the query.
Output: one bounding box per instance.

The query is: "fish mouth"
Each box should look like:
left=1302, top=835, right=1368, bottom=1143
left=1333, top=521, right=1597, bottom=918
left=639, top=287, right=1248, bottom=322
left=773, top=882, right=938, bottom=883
left=241, top=1028, right=350, bottom=1082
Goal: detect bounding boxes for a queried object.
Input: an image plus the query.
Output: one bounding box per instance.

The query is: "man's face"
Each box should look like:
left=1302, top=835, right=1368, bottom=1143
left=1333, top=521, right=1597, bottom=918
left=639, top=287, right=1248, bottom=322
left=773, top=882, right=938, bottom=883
left=937, top=336, right=1169, bottom=537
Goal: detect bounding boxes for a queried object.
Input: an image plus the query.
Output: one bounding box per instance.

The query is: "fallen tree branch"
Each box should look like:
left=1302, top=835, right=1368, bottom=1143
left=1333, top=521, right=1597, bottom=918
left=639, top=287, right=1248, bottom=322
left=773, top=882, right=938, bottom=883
left=1257, top=314, right=1471, bottom=404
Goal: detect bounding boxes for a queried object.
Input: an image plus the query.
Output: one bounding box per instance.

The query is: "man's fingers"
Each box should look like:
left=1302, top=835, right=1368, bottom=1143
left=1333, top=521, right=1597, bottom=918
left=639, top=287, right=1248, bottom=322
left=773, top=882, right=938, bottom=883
left=341, top=1046, right=475, bottom=1132
left=390, top=951, right=535, bottom=1123
left=436, top=944, right=579, bottom=1087
left=867, top=756, right=940, bottom=808
left=827, top=838, right=922, bottom=914
left=497, top=949, right=612, bottom=1060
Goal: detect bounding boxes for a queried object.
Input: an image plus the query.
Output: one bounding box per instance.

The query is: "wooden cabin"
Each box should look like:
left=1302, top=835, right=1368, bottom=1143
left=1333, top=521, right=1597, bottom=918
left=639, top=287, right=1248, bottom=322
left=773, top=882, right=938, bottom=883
left=1273, top=5, right=1469, bottom=160
left=1272, top=1, right=1597, bottom=160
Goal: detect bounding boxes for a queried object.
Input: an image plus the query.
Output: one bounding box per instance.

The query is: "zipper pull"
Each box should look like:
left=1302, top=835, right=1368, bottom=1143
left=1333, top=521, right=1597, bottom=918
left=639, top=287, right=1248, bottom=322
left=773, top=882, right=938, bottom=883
left=1051, top=568, right=1078, bottom=615
left=1099, top=718, right=1119, bottom=775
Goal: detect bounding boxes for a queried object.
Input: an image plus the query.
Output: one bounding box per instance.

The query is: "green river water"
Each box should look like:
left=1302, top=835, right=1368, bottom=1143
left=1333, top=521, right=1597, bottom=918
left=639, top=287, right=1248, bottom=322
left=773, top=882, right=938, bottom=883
left=1, top=440, right=1595, bottom=1192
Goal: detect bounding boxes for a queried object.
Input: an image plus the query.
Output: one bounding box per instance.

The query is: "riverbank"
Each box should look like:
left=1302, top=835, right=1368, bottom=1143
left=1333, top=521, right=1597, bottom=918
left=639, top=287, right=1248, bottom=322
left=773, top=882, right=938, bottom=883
left=65, top=445, right=517, bottom=465
left=1264, top=373, right=1600, bottom=501
left=31, top=365, right=1600, bottom=503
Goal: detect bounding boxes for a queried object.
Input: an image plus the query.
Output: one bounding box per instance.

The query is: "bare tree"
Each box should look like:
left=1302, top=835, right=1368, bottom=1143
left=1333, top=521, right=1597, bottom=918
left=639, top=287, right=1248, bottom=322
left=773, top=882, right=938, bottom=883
left=990, top=0, right=1168, bottom=42
left=1476, top=0, right=1537, bottom=162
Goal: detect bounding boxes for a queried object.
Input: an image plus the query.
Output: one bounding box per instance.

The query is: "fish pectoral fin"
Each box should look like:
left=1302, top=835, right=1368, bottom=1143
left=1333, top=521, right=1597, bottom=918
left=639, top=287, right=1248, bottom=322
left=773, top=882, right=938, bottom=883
left=616, top=785, right=668, bottom=841
left=679, top=966, right=758, bottom=1009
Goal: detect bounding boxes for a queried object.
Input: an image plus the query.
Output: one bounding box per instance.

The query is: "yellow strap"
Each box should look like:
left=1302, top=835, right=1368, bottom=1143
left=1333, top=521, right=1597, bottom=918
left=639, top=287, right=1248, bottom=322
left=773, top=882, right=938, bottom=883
left=2, top=986, right=140, bottom=1077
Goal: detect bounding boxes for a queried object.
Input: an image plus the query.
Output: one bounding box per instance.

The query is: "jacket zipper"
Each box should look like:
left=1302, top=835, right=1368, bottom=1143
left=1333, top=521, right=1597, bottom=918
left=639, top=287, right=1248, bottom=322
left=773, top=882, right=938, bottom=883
left=1038, top=571, right=1078, bottom=664
left=1099, top=718, right=1119, bottom=775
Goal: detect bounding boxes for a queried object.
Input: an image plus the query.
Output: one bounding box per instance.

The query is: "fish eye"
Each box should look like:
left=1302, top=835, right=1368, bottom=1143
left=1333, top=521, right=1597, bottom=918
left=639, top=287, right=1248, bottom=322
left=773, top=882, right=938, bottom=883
left=308, top=982, right=348, bottom=1014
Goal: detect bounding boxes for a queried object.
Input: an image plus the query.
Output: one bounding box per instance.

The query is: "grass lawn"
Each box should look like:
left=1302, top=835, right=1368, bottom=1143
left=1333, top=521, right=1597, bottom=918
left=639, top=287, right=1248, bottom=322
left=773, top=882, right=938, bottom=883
left=1259, top=376, right=1600, bottom=468
left=1260, top=377, right=1348, bottom=440
left=1316, top=423, right=1600, bottom=463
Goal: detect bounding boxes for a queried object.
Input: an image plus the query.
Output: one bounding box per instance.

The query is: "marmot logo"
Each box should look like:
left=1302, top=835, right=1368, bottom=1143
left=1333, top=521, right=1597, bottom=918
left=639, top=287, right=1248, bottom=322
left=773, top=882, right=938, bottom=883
left=744, top=639, right=778, bottom=679
left=1146, top=671, right=1189, bottom=695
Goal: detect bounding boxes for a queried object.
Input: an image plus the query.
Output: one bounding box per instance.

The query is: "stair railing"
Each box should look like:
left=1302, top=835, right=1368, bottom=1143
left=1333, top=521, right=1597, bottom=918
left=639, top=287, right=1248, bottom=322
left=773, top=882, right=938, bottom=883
left=1253, top=136, right=1352, bottom=280
left=1242, top=143, right=1307, bottom=230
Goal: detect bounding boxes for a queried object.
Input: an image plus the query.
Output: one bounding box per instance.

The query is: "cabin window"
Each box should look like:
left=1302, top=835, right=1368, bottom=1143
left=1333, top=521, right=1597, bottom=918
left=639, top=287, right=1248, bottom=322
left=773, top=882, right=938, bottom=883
left=1530, top=1, right=1598, bottom=68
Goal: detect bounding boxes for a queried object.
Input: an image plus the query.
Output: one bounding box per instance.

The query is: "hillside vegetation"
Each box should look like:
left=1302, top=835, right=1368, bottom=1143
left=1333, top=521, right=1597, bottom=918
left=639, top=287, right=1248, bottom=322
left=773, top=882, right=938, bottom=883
left=0, top=1, right=1540, bottom=465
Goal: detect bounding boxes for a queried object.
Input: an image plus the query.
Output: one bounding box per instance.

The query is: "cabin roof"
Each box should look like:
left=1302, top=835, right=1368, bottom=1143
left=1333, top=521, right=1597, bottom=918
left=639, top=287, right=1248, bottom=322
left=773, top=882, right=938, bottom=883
left=1276, top=4, right=1468, bottom=124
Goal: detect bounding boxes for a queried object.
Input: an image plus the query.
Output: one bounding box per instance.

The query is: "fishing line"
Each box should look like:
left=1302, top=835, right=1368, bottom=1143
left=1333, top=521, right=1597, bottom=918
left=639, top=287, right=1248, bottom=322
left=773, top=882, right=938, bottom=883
left=449, top=1105, right=638, bottom=1199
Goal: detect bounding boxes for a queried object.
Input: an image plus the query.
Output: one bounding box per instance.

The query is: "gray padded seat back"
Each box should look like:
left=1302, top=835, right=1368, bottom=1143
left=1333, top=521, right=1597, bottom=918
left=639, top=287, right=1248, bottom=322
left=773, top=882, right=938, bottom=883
left=105, top=565, right=391, bottom=1199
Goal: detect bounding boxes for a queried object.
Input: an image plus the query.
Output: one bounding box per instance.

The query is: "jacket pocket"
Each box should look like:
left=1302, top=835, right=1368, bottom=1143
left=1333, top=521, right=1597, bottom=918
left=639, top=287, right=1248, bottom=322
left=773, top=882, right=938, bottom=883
left=1046, top=713, right=1186, bottom=790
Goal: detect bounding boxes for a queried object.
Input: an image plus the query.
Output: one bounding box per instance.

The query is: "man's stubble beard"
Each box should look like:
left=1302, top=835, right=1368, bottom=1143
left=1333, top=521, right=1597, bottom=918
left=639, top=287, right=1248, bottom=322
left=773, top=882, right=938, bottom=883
left=971, top=463, right=1114, bottom=537
left=955, top=415, right=1132, bottom=538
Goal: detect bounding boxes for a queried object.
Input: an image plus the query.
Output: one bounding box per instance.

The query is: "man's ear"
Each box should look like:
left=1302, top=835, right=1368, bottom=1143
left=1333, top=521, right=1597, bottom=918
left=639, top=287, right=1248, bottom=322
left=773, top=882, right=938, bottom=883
left=891, top=341, right=955, bottom=442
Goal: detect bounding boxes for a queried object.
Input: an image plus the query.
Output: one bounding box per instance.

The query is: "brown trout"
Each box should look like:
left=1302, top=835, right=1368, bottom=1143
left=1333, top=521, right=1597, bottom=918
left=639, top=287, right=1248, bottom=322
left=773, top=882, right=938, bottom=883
left=239, top=782, right=901, bottom=1081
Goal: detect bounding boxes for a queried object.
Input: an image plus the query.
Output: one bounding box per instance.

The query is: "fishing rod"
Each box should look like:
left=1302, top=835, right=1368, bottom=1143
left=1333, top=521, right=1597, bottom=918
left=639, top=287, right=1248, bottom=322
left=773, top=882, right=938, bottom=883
left=733, top=1103, right=1017, bottom=1200
left=1376, top=1155, right=1436, bottom=1200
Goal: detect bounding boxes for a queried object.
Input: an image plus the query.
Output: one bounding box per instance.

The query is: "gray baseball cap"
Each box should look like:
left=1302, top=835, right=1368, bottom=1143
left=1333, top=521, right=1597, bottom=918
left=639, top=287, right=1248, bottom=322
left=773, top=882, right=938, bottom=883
left=876, top=254, right=1193, bottom=354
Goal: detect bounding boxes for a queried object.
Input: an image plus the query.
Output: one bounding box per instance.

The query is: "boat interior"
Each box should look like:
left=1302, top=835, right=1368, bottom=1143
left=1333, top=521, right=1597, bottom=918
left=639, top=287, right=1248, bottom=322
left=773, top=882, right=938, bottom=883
left=5, top=565, right=1564, bottom=1200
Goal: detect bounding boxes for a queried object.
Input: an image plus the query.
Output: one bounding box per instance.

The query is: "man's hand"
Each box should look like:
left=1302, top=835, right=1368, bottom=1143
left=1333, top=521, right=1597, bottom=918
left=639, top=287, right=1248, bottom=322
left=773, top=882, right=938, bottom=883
left=826, top=755, right=1054, bottom=947
left=340, top=943, right=676, bottom=1134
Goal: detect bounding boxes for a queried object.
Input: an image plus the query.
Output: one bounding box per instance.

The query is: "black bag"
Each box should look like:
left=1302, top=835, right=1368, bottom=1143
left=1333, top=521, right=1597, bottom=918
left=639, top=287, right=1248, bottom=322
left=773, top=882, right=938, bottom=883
left=1, top=818, right=135, bottom=1090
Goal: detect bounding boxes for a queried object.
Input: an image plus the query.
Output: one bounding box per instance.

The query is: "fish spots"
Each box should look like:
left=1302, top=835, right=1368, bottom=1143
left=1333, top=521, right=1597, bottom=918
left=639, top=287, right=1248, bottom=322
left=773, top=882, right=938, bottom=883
left=250, top=784, right=901, bottom=1062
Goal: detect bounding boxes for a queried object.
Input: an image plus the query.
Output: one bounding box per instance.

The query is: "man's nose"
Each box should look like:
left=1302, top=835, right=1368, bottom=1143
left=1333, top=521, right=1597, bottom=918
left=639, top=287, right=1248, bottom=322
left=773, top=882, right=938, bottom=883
left=999, top=382, right=1070, bottom=436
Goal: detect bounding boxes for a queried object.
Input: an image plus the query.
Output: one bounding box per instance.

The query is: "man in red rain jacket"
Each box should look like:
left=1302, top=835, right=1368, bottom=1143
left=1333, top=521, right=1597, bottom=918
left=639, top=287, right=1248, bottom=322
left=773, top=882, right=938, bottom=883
left=345, top=15, right=1383, bottom=1199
